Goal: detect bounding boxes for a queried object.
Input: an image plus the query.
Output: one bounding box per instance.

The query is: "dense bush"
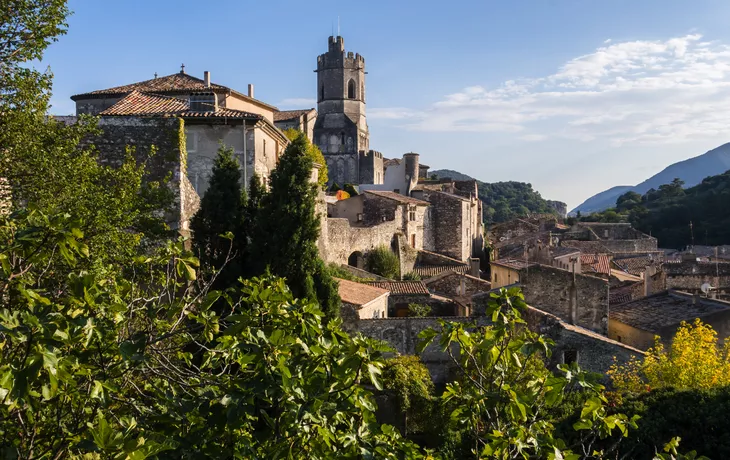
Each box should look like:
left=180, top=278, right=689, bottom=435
left=617, top=387, right=730, bottom=459
left=381, top=356, right=435, bottom=436
left=367, top=245, right=400, bottom=279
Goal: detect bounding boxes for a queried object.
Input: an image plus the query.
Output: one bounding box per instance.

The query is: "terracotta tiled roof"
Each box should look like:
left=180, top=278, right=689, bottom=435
left=273, top=109, right=314, bottom=122
left=413, top=264, right=468, bottom=277
left=72, top=71, right=279, bottom=111
left=99, top=91, right=188, bottom=116
left=424, top=270, right=490, bottom=286
left=99, top=91, right=263, bottom=120
left=491, top=258, right=537, bottom=270
left=383, top=158, right=401, bottom=168
left=72, top=72, right=230, bottom=99
left=366, top=280, right=430, bottom=295
left=364, top=190, right=429, bottom=206
left=611, top=291, right=730, bottom=333
left=581, top=254, right=611, bottom=275
left=336, top=278, right=389, bottom=306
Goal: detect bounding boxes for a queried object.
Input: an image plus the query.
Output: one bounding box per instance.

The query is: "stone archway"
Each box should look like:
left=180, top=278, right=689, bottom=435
left=348, top=251, right=364, bottom=269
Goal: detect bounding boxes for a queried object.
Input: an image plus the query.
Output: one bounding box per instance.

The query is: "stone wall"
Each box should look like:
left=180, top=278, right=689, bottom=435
left=324, top=218, right=399, bottom=265
left=425, top=272, right=491, bottom=298
left=90, top=117, right=193, bottom=232
left=510, top=265, right=608, bottom=334
left=489, top=219, right=539, bottom=243
left=524, top=306, right=644, bottom=376
left=599, top=238, right=659, bottom=253
left=661, top=262, right=730, bottom=296
left=358, top=150, right=384, bottom=185
left=324, top=152, right=360, bottom=186
left=355, top=316, right=488, bottom=383
left=426, top=192, right=468, bottom=261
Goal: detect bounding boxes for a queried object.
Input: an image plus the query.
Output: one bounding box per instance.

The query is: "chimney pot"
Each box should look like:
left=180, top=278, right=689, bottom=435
left=248, top=84, right=254, bottom=98
left=204, top=71, right=210, bottom=88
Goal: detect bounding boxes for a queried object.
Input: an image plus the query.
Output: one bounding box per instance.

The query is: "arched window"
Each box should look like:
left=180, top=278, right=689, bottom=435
left=347, top=79, right=356, bottom=99
left=320, top=84, right=324, bottom=101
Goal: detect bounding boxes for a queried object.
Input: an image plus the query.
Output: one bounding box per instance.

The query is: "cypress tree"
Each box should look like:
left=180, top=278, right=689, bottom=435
left=252, top=132, right=340, bottom=317
left=190, top=146, right=246, bottom=288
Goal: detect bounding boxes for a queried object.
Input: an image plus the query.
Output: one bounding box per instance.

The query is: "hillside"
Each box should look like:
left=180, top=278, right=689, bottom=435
left=430, top=169, right=564, bottom=223
left=571, top=186, right=632, bottom=215
left=580, top=171, right=730, bottom=249
left=572, top=142, right=730, bottom=214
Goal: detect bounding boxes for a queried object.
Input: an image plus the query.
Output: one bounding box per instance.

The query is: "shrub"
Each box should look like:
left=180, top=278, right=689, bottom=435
left=408, top=303, right=431, bottom=317
left=367, top=245, right=400, bottom=279
left=343, top=183, right=359, bottom=196
left=609, top=319, right=730, bottom=393
left=615, top=386, right=730, bottom=459
left=402, top=271, right=422, bottom=281
left=382, top=356, right=435, bottom=436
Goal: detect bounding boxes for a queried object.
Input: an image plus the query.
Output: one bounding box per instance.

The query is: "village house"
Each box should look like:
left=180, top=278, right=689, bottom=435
left=489, top=260, right=609, bottom=335
left=273, top=108, right=317, bottom=140
left=337, top=278, right=389, bottom=321
left=364, top=280, right=460, bottom=317
left=67, top=70, right=290, bottom=233
left=609, top=290, right=730, bottom=350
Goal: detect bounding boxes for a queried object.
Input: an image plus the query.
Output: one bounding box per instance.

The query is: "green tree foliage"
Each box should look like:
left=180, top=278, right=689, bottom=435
left=283, top=128, right=328, bottom=187
left=343, top=183, right=359, bottom=196
left=382, top=356, right=435, bottom=436
left=1, top=0, right=172, bottom=270
left=581, top=172, right=730, bottom=248
left=367, top=245, right=400, bottom=279
left=251, top=132, right=340, bottom=318
left=611, top=387, right=725, bottom=459
left=402, top=271, right=422, bottom=281
left=418, top=287, right=640, bottom=458
left=408, top=303, right=431, bottom=317
left=479, top=181, right=560, bottom=224
left=0, top=209, right=425, bottom=458
left=190, top=145, right=246, bottom=287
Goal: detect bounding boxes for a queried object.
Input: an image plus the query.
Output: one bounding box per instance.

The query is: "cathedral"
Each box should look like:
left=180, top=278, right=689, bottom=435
left=313, top=36, right=383, bottom=187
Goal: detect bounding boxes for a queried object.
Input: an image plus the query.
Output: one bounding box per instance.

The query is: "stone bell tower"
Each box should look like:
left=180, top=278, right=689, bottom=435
left=314, top=35, right=380, bottom=186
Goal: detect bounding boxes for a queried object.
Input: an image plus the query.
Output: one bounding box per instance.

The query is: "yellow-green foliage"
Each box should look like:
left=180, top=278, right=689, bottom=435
left=177, top=118, right=187, bottom=170
left=283, top=128, right=328, bottom=187
left=609, top=319, right=730, bottom=393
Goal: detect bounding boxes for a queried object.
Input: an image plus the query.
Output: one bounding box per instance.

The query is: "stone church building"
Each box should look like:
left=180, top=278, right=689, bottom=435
left=314, top=36, right=384, bottom=187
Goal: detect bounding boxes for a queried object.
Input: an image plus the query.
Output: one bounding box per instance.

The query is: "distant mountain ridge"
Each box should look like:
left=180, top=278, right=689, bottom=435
left=572, top=143, right=730, bottom=215
left=430, top=169, right=566, bottom=222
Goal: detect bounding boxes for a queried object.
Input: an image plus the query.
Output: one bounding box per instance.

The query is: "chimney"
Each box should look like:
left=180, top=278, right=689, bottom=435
left=643, top=263, right=657, bottom=297
left=204, top=71, right=211, bottom=88
left=248, top=84, right=254, bottom=98
left=469, top=257, right=480, bottom=278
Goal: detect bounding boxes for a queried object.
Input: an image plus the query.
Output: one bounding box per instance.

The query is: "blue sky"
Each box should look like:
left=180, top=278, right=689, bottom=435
left=42, top=0, right=730, bottom=209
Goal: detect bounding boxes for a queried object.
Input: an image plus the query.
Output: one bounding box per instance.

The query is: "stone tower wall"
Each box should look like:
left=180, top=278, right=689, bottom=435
left=314, top=36, right=372, bottom=185
left=358, top=150, right=384, bottom=185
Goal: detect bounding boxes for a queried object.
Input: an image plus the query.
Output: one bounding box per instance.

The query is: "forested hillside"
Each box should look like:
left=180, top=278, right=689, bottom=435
left=579, top=171, right=730, bottom=249
left=431, top=169, right=561, bottom=223
left=572, top=142, right=730, bottom=214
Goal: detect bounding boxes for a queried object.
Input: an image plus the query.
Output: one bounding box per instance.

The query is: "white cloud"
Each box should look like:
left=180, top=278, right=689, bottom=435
left=277, top=97, right=316, bottom=108
left=371, top=34, right=730, bottom=145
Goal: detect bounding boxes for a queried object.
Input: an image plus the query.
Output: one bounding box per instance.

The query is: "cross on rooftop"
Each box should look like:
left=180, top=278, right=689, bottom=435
left=180, top=63, right=185, bottom=74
